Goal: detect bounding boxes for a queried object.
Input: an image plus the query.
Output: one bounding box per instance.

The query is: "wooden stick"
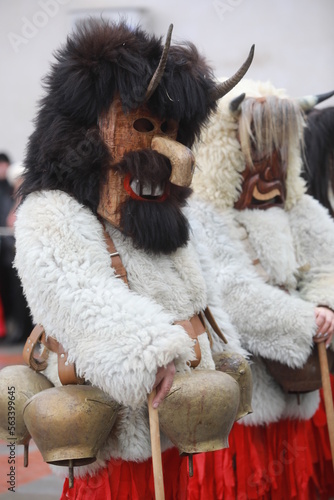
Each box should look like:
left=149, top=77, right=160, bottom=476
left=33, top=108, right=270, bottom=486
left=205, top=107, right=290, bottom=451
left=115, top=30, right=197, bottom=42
left=317, top=342, right=334, bottom=470
left=23, top=442, right=29, bottom=468
left=147, top=389, right=165, bottom=500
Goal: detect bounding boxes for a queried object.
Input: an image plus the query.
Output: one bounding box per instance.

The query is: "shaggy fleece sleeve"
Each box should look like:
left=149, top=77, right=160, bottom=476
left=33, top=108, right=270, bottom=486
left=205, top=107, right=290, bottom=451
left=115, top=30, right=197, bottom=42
left=290, top=196, right=334, bottom=310
left=187, top=199, right=316, bottom=368
left=186, top=208, right=250, bottom=358
left=14, top=190, right=195, bottom=409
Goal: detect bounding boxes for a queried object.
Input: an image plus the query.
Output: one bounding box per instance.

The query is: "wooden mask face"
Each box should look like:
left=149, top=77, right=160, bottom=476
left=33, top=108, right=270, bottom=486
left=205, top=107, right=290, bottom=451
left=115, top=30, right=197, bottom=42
left=234, top=146, right=288, bottom=210
left=97, top=98, right=194, bottom=228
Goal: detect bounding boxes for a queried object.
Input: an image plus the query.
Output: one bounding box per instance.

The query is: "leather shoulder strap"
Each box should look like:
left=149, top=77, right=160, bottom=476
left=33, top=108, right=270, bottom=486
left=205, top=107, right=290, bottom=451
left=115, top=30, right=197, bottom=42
left=102, top=226, right=128, bottom=286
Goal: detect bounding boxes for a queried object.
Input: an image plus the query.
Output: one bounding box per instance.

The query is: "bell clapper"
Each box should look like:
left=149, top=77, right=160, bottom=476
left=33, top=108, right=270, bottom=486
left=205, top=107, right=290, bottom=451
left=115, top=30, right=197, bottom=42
left=24, top=442, right=29, bottom=467
left=68, top=459, right=74, bottom=489
left=188, top=454, right=194, bottom=477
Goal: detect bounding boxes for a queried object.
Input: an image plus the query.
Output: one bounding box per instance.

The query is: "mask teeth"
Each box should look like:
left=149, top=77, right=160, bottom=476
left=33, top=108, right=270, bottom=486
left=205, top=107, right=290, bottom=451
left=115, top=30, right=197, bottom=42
left=130, top=178, right=164, bottom=197
left=152, top=182, right=164, bottom=196
left=130, top=178, right=141, bottom=196
left=141, top=182, right=152, bottom=196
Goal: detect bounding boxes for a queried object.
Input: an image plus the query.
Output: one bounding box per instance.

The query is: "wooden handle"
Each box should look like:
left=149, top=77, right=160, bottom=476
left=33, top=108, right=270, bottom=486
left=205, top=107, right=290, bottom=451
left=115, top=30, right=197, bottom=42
left=317, top=342, right=334, bottom=470
left=147, top=389, right=165, bottom=500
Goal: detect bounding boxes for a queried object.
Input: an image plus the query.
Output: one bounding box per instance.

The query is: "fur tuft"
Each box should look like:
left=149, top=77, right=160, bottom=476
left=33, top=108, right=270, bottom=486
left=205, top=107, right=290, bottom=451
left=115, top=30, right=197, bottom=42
left=19, top=18, right=217, bottom=212
left=302, top=106, right=334, bottom=216
left=238, top=96, right=304, bottom=169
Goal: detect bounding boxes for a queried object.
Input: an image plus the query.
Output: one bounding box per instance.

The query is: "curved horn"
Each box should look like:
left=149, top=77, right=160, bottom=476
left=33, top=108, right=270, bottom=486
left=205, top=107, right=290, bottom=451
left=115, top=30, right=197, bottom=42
left=298, top=90, right=334, bottom=112
left=229, top=92, right=246, bottom=114
left=144, top=24, right=173, bottom=102
left=209, top=44, right=255, bottom=102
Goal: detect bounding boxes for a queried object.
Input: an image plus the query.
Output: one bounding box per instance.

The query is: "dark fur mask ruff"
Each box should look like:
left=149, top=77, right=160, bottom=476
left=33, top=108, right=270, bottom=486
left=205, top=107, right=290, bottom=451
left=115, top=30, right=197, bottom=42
left=19, top=18, right=217, bottom=215
left=302, top=107, right=334, bottom=216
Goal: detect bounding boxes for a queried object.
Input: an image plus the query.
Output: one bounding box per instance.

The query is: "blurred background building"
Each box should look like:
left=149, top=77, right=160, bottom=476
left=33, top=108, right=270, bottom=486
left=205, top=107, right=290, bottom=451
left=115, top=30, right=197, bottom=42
left=0, top=0, right=334, bottom=164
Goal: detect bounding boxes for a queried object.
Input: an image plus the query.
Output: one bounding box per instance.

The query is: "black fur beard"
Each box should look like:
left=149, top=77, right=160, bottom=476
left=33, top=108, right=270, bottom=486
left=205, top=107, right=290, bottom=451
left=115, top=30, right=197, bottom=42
left=113, top=149, right=192, bottom=254
left=120, top=190, right=191, bottom=254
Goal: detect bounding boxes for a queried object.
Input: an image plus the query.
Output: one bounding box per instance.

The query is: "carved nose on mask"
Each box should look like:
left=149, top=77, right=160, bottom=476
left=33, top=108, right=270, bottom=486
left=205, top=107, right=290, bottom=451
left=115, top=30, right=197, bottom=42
left=151, top=136, right=195, bottom=187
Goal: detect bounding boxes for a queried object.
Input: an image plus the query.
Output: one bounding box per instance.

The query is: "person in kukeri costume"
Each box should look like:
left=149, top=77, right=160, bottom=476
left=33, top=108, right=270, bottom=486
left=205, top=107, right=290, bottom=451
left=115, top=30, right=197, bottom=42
left=302, top=102, right=334, bottom=217
left=186, top=78, right=334, bottom=499
left=12, top=19, right=254, bottom=499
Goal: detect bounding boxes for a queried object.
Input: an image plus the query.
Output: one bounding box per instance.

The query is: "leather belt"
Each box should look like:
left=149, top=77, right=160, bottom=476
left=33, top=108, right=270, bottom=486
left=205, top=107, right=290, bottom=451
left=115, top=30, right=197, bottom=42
left=23, top=324, right=85, bottom=385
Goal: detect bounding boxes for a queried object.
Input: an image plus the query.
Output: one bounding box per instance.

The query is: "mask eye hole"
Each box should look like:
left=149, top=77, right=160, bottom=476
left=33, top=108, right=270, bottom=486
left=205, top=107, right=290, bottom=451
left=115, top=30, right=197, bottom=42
left=160, top=121, right=169, bottom=133
left=160, top=120, right=177, bottom=134
left=160, top=120, right=178, bottom=137
left=133, top=118, right=155, bottom=132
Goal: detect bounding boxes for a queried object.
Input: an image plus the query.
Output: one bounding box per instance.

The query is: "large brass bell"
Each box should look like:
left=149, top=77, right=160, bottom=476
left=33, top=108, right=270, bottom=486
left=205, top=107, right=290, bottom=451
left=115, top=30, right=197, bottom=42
left=262, top=346, right=334, bottom=393
left=23, top=385, right=120, bottom=487
left=158, top=370, right=240, bottom=475
left=0, top=365, right=54, bottom=466
left=213, top=352, right=253, bottom=420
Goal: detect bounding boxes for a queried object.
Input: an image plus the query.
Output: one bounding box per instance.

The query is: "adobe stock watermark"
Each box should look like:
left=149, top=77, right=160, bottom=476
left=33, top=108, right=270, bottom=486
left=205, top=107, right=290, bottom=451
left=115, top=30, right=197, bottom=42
left=212, top=0, right=244, bottom=21
left=7, top=0, right=71, bottom=54
left=235, top=439, right=307, bottom=499
left=50, top=128, right=102, bottom=184
left=6, top=386, right=16, bottom=493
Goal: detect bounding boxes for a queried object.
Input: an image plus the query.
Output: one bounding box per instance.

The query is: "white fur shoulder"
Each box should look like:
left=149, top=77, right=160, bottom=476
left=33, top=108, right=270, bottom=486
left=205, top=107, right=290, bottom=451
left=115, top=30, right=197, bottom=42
left=14, top=190, right=195, bottom=408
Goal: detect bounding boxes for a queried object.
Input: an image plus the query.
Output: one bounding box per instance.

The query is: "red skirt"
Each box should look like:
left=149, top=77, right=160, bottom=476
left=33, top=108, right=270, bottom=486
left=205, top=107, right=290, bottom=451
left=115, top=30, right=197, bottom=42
left=61, top=379, right=334, bottom=500
left=188, top=378, right=334, bottom=500
left=60, top=447, right=188, bottom=500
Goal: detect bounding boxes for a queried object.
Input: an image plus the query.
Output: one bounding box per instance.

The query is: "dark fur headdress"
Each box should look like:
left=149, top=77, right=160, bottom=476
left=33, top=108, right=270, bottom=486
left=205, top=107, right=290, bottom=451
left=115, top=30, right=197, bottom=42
left=20, top=18, right=217, bottom=212
left=303, top=107, right=334, bottom=216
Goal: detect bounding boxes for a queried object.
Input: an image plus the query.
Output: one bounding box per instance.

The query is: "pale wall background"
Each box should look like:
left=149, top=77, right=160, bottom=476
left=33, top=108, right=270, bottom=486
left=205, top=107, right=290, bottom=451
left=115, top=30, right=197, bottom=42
left=0, top=0, right=333, bottom=163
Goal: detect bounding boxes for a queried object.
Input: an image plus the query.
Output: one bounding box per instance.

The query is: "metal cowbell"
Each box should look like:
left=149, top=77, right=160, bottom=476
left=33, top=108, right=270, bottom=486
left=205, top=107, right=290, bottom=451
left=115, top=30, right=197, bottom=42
left=0, top=365, right=54, bottom=466
left=23, top=384, right=120, bottom=487
left=213, top=352, right=253, bottom=420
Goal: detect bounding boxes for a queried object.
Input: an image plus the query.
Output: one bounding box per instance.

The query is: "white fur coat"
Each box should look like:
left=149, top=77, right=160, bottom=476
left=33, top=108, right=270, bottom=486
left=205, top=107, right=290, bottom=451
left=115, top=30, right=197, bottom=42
left=187, top=192, right=334, bottom=425
left=14, top=189, right=242, bottom=476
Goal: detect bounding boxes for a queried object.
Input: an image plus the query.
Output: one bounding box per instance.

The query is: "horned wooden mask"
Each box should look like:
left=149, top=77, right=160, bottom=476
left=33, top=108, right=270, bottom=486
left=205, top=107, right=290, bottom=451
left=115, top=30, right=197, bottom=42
left=234, top=148, right=288, bottom=210
left=232, top=95, right=299, bottom=210
left=96, top=25, right=255, bottom=228
left=97, top=98, right=195, bottom=227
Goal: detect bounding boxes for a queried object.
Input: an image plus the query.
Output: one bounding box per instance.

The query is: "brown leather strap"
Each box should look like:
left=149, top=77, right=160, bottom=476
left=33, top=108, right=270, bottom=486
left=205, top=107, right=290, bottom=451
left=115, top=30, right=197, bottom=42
left=102, top=227, right=128, bottom=285
left=39, top=333, right=84, bottom=385
left=203, top=306, right=228, bottom=344
left=57, top=343, right=85, bottom=385
left=41, top=331, right=61, bottom=353
left=23, top=324, right=84, bottom=385
left=23, top=324, right=49, bottom=372
left=175, top=315, right=205, bottom=368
